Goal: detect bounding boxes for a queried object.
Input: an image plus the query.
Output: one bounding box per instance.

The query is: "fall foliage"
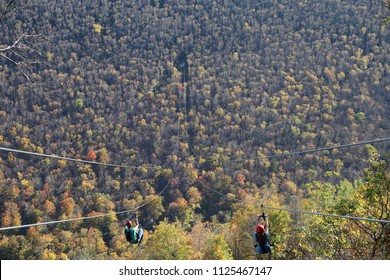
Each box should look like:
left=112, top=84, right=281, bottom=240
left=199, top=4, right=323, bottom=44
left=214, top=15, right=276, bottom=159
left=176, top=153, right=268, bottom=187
left=0, top=0, right=389, bottom=260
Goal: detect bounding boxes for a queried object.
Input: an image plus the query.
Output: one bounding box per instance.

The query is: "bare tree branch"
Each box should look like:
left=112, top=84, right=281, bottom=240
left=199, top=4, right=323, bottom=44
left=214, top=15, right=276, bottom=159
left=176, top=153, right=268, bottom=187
left=0, top=50, right=34, bottom=86
left=1, top=34, right=47, bottom=62
left=0, top=0, right=18, bottom=22
left=1, top=33, right=52, bottom=103
left=0, top=33, right=27, bottom=52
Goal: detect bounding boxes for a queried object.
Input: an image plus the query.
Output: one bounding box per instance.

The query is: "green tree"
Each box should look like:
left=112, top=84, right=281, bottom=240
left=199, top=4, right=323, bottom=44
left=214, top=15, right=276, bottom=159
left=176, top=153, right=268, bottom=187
left=140, top=190, right=165, bottom=229
left=146, top=220, right=192, bottom=260
left=75, top=98, right=84, bottom=109
left=344, top=153, right=389, bottom=259
left=67, top=228, right=109, bottom=260
left=0, top=235, right=28, bottom=259
left=302, top=153, right=389, bottom=259
left=203, top=234, right=233, bottom=260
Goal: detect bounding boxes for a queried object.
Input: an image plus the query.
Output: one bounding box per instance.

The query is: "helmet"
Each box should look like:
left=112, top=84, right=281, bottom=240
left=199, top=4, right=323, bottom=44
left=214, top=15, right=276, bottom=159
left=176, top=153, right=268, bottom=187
left=126, top=220, right=132, bottom=227
left=256, top=224, right=265, bottom=233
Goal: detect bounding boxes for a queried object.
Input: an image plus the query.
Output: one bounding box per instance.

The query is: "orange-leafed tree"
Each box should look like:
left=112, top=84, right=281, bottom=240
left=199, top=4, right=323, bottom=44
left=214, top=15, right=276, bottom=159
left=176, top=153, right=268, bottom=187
left=60, top=196, right=75, bottom=216
left=86, top=150, right=97, bottom=161
left=42, top=199, right=56, bottom=216
left=1, top=202, right=22, bottom=228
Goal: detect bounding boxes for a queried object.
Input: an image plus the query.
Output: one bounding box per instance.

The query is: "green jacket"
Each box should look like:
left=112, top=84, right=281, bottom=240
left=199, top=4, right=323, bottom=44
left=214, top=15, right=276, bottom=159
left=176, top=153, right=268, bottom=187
left=125, top=226, right=138, bottom=244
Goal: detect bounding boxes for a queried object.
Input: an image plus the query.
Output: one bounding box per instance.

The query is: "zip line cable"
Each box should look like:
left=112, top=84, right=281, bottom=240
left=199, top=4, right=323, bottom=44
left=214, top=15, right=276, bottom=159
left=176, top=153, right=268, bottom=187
left=196, top=178, right=390, bottom=224
left=262, top=138, right=390, bottom=159
left=180, top=72, right=390, bottom=223
left=0, top=141, right=388, bottom=230
left=1, top=137, right=388, bottom=169
left=0, top=76, right=187, bottom=170
left=0, top=79, right=388, bottom=230
left=225, top=137, right=390, bottom=162
left=0, top=157, right=180, bottom=232
left=0, top=87, right=183, bottom=232
left=0, top=161, right=178, bottom=232
left=261, top=205, right=390, bottom=224
left=0, top=95, right=388, bottom=229
left=0, top=146, right=162, bottom=169
left=0, top=134, right=179, bottom=232
left=2, top=51, right=387, bottom=232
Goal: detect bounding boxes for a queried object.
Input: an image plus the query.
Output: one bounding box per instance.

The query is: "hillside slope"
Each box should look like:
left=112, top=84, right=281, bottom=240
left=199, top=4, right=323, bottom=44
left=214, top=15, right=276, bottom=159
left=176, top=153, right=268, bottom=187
left=0, top=0, right=389, bottom=259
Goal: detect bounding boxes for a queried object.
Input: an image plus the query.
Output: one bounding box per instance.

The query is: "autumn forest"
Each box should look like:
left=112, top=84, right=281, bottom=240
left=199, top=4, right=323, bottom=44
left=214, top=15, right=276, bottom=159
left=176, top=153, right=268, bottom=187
left=0, top=0, right=389, bottom=260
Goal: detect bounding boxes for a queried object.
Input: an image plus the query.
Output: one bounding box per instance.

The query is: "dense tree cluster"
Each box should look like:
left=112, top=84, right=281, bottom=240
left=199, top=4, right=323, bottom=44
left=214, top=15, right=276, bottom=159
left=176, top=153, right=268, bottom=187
left=0, top=0, right=389, bottom=259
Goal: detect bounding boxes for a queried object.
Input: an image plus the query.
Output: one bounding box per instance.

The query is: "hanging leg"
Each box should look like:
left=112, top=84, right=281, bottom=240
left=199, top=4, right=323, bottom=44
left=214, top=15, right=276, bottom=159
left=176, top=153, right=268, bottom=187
left=137, top=228, right=144, bottom=244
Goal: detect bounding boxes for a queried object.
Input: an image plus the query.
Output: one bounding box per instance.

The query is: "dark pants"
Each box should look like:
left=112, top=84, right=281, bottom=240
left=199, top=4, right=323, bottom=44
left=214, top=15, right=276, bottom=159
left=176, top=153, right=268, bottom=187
left=254, top=232, right=271, bottom=254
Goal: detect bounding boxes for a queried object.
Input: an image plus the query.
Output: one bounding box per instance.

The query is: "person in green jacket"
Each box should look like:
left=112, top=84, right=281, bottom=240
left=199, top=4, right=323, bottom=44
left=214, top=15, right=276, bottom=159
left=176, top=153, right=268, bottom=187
left=124, top=214, right=144, bottom=245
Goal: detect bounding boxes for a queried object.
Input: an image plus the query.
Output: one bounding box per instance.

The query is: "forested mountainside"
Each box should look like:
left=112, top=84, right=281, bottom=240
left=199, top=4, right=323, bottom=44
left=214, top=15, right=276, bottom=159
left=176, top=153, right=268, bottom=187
left=0, top=0, right=389, bottom=260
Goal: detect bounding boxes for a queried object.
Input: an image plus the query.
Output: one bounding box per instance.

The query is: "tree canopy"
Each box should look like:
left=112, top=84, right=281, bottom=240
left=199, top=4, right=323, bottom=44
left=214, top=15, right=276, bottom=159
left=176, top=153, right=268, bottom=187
left=0, top=0, right=389, bottom=259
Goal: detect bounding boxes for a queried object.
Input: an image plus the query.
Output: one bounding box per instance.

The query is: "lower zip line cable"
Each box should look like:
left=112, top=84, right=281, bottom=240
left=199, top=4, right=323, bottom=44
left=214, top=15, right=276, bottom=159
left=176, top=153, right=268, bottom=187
left=196, top=177, right=390, bottom=224
left=0, top=154, right=179, bottom=232
left=0, top=157, right=180, bottom=232
left=260, top=205, right=390, bottom=224
left=265, top=137, right=390, bottom=159
left=226, top=137, right=390, bottom=162
left=0, top=91, right=388, bottom=230
left=0, top=137, right=388, bottom=230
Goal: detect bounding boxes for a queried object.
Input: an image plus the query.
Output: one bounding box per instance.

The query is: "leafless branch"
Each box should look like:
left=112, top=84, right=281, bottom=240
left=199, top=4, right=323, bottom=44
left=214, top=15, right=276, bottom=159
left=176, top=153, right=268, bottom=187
left=0, top=51, right=34, bottom=85
left=1, top=34, right=46, bottom=61
left=1, top=33, right=52, bottom=101
left=0, top=33, right=27, bottom=52
left=0, top=0, right=18, bottom=22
